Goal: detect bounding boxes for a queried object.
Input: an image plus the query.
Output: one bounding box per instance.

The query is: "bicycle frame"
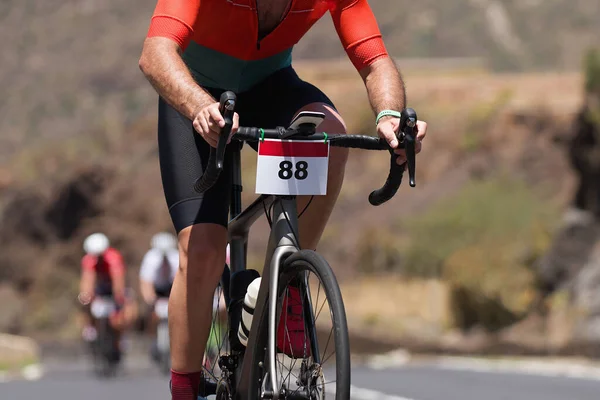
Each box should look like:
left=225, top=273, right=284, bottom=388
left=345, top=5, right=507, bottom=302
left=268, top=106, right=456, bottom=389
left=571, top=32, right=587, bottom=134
left=225, top=143, right=305, bottom=400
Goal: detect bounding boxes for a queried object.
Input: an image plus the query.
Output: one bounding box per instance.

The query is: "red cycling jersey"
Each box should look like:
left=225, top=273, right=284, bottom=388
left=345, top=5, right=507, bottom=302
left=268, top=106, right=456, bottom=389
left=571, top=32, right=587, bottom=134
left=81, top=247, right=125, bottom=283
left=147, top=0, right=388, bottom=82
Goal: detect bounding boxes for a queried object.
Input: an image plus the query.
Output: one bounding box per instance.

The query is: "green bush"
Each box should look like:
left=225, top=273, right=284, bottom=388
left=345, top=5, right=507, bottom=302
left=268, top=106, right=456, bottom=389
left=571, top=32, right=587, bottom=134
left=583, top=48, right=600, bottom=127
left=584, top=48, right=600, bottom=96
left=401, top=175, right=557, bottom=278
left=396, top=175, right=558, bottom=330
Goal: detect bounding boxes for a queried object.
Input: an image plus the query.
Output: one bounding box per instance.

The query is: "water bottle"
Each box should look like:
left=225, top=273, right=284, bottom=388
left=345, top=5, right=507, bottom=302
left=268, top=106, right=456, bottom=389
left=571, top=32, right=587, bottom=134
left=238, top=277, right=261, bottom=347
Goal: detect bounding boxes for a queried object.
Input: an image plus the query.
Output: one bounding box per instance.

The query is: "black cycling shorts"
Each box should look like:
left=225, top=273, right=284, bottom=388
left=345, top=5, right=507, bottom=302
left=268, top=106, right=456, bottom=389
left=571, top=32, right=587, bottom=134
left=158, top=66, right=336, bottom=233
left=154, top=283, right=172, bottom=298
left=94, top=282, right=113, bottom=297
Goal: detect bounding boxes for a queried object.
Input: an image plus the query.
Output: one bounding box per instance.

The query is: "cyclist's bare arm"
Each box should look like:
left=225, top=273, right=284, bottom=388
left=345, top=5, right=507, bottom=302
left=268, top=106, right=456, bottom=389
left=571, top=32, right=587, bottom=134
left=140, top=279, right=157, bottom=305
left=330, top=0, right=409, bottom=148
left=361, top=57, right=428, bottom=163
left=330, top=0, right=403, bottom=110
left=79, top=268, right=96, bottom=303
left=359, top=58, right=406, bottom=121
left=107, top=253, right=127, bottom=303
left=139, top=37, right=215, bottom=121
left=139, top=37, right=238, bottom=147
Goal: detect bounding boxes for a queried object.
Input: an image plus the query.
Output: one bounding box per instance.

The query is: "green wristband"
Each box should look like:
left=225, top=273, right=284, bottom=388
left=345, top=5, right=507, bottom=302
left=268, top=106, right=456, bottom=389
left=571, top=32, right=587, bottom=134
left=376, top=110, right=402, bottom=125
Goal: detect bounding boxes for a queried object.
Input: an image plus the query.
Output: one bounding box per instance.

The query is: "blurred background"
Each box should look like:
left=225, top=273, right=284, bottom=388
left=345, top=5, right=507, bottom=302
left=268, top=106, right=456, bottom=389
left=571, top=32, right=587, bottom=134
left=2, top=0, right=600, bottom=399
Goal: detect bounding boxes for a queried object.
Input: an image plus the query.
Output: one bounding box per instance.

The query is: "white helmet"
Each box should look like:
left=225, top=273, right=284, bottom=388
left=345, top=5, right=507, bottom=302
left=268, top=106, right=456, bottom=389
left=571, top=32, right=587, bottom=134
left=151, top=232, right=177, bottom=252
left=83, top=233, right=110, bottom=256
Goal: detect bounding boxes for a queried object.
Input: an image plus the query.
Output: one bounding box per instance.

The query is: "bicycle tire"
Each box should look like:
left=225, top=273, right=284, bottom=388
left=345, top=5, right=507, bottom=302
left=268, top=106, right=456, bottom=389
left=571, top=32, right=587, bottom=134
left=94, top=318, right=116, bottom=378
left=157, top=319, right=171, bottom=375
left=249, top=250, right=350, bottom=400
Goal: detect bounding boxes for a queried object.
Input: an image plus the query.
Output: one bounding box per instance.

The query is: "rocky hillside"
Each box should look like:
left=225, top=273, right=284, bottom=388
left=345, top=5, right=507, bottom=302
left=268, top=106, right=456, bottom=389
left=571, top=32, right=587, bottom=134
left=300, top=0, right=600, bottom=71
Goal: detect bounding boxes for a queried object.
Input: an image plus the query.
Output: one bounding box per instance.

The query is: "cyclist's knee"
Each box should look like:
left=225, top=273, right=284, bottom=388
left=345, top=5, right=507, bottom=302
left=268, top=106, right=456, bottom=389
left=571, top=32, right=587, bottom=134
left=295, top=102, right=347, bottom=133
left=295, top=103, right=348, bottom=166
left=178, top=225, right=227, bottom=287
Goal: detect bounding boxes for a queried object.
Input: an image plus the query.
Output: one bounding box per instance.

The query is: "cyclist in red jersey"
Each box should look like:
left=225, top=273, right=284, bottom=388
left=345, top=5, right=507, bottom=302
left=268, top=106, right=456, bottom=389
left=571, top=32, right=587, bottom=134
left=78, top=233, right=130, bottom=355
left=139, top=1, right=428, bottom=398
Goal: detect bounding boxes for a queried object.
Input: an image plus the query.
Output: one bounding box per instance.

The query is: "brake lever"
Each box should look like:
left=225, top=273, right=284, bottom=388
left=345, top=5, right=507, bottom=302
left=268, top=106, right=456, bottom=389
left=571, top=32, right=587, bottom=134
left=217, top=91, right=237, bottom=170
left=399, top=108, right=418, bottom=187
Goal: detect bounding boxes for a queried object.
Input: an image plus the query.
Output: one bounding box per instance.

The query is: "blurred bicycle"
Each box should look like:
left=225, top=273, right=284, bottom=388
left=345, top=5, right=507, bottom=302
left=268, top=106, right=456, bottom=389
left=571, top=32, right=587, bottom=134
left=78, top=233, right=133, bottom=378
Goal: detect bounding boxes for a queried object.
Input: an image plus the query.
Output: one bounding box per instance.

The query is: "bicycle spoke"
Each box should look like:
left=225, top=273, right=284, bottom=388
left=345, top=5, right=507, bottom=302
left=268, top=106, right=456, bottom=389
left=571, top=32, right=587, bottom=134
left=322, top=350, right=336, bottom=365
left=314, top=281, right=321, bottom=317
left=314, top=295, right=328, bottom=322
left=277, top=357, right=299, bottom=382
left=202, top=365, right=219, bottom=382
left=282, top=300, right=299, bottom=385
left=321, top=327, right=334, bottom=366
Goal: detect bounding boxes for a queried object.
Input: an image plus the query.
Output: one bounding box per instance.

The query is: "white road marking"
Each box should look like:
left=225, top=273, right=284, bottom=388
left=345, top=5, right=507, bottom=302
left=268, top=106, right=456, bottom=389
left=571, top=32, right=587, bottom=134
left=0, top=363, right=44, bottom=383
left=22, top=364, right=44, bottom=381
left=366, top=349, right=411, bottom=370
left=364, top=348, right=600, bottom=382
left=433, top=356, right=600, bottom=381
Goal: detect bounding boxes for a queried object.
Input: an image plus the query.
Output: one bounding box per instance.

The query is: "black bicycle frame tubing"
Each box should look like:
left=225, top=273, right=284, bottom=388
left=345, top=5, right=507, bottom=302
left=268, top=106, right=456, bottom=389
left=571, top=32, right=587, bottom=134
left=235, top=197, right=300, bottom=400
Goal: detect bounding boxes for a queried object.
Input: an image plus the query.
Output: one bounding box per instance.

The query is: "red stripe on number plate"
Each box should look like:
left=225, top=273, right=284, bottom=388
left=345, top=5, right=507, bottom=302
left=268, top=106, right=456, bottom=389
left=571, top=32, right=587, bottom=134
left=259, top=140, right=328, bottom=157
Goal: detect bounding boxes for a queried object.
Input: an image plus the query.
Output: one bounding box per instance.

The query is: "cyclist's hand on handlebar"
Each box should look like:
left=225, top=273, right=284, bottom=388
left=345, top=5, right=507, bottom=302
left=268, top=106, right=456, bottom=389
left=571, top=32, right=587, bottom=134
left=377, top=116, right=428, bottom=165
left=192, top=102, right=239, bottom=148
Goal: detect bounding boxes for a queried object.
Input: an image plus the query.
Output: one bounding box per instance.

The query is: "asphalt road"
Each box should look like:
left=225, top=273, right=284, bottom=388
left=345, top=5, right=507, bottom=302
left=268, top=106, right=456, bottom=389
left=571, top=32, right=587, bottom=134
left=3, top=356, right=600, bottom=400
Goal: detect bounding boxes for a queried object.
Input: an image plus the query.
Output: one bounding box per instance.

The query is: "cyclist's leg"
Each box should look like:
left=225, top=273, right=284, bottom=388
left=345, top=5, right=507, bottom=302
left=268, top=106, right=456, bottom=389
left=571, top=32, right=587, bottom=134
left=170, top=224, right=227, bottom=371
left=158, top=95, right=232, bottom=399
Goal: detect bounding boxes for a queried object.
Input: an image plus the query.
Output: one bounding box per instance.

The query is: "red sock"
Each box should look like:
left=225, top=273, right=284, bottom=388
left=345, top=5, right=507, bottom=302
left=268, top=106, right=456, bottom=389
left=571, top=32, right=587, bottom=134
left=171, top=370, right=202, bottom=400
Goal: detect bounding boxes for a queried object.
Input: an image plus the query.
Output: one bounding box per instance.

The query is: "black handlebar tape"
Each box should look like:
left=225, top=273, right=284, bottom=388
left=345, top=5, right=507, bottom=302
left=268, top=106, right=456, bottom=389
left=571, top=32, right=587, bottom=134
left=194, top=91, right=237, bottom=193
left=368, top=151, right=404, bottom=206
left=328, top=135, right=389, bottom=150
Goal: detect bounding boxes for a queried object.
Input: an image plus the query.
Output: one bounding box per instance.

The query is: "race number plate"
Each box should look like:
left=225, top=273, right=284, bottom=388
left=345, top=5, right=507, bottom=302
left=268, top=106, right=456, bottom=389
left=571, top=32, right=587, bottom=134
left=256, top=139, right=329, bottom=196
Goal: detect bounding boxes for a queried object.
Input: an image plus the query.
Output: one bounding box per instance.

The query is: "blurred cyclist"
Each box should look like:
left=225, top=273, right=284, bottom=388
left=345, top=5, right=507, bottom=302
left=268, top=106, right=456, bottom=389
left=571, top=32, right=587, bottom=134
left=139, top=231, right=179, bottom=359
left=78, top=233, right=128, bottom=358
left=140, top=232, right=179, bottom=304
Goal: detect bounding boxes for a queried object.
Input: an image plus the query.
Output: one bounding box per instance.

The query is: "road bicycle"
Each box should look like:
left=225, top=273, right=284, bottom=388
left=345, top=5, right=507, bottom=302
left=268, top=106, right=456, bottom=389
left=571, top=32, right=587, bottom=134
left=196, top=92, right=418, bottom=400
left=89, top=296, right=121, bottom=378
left=154, top=296, right=171, bottom=375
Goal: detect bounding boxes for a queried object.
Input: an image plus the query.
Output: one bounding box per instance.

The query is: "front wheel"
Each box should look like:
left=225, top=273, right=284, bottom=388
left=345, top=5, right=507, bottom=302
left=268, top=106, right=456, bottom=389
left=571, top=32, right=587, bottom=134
left=252, top=250, right=351, bottom=400
left=157, top=319, right=171, bottom=375
left=93, top=318, right=119, bottom=378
